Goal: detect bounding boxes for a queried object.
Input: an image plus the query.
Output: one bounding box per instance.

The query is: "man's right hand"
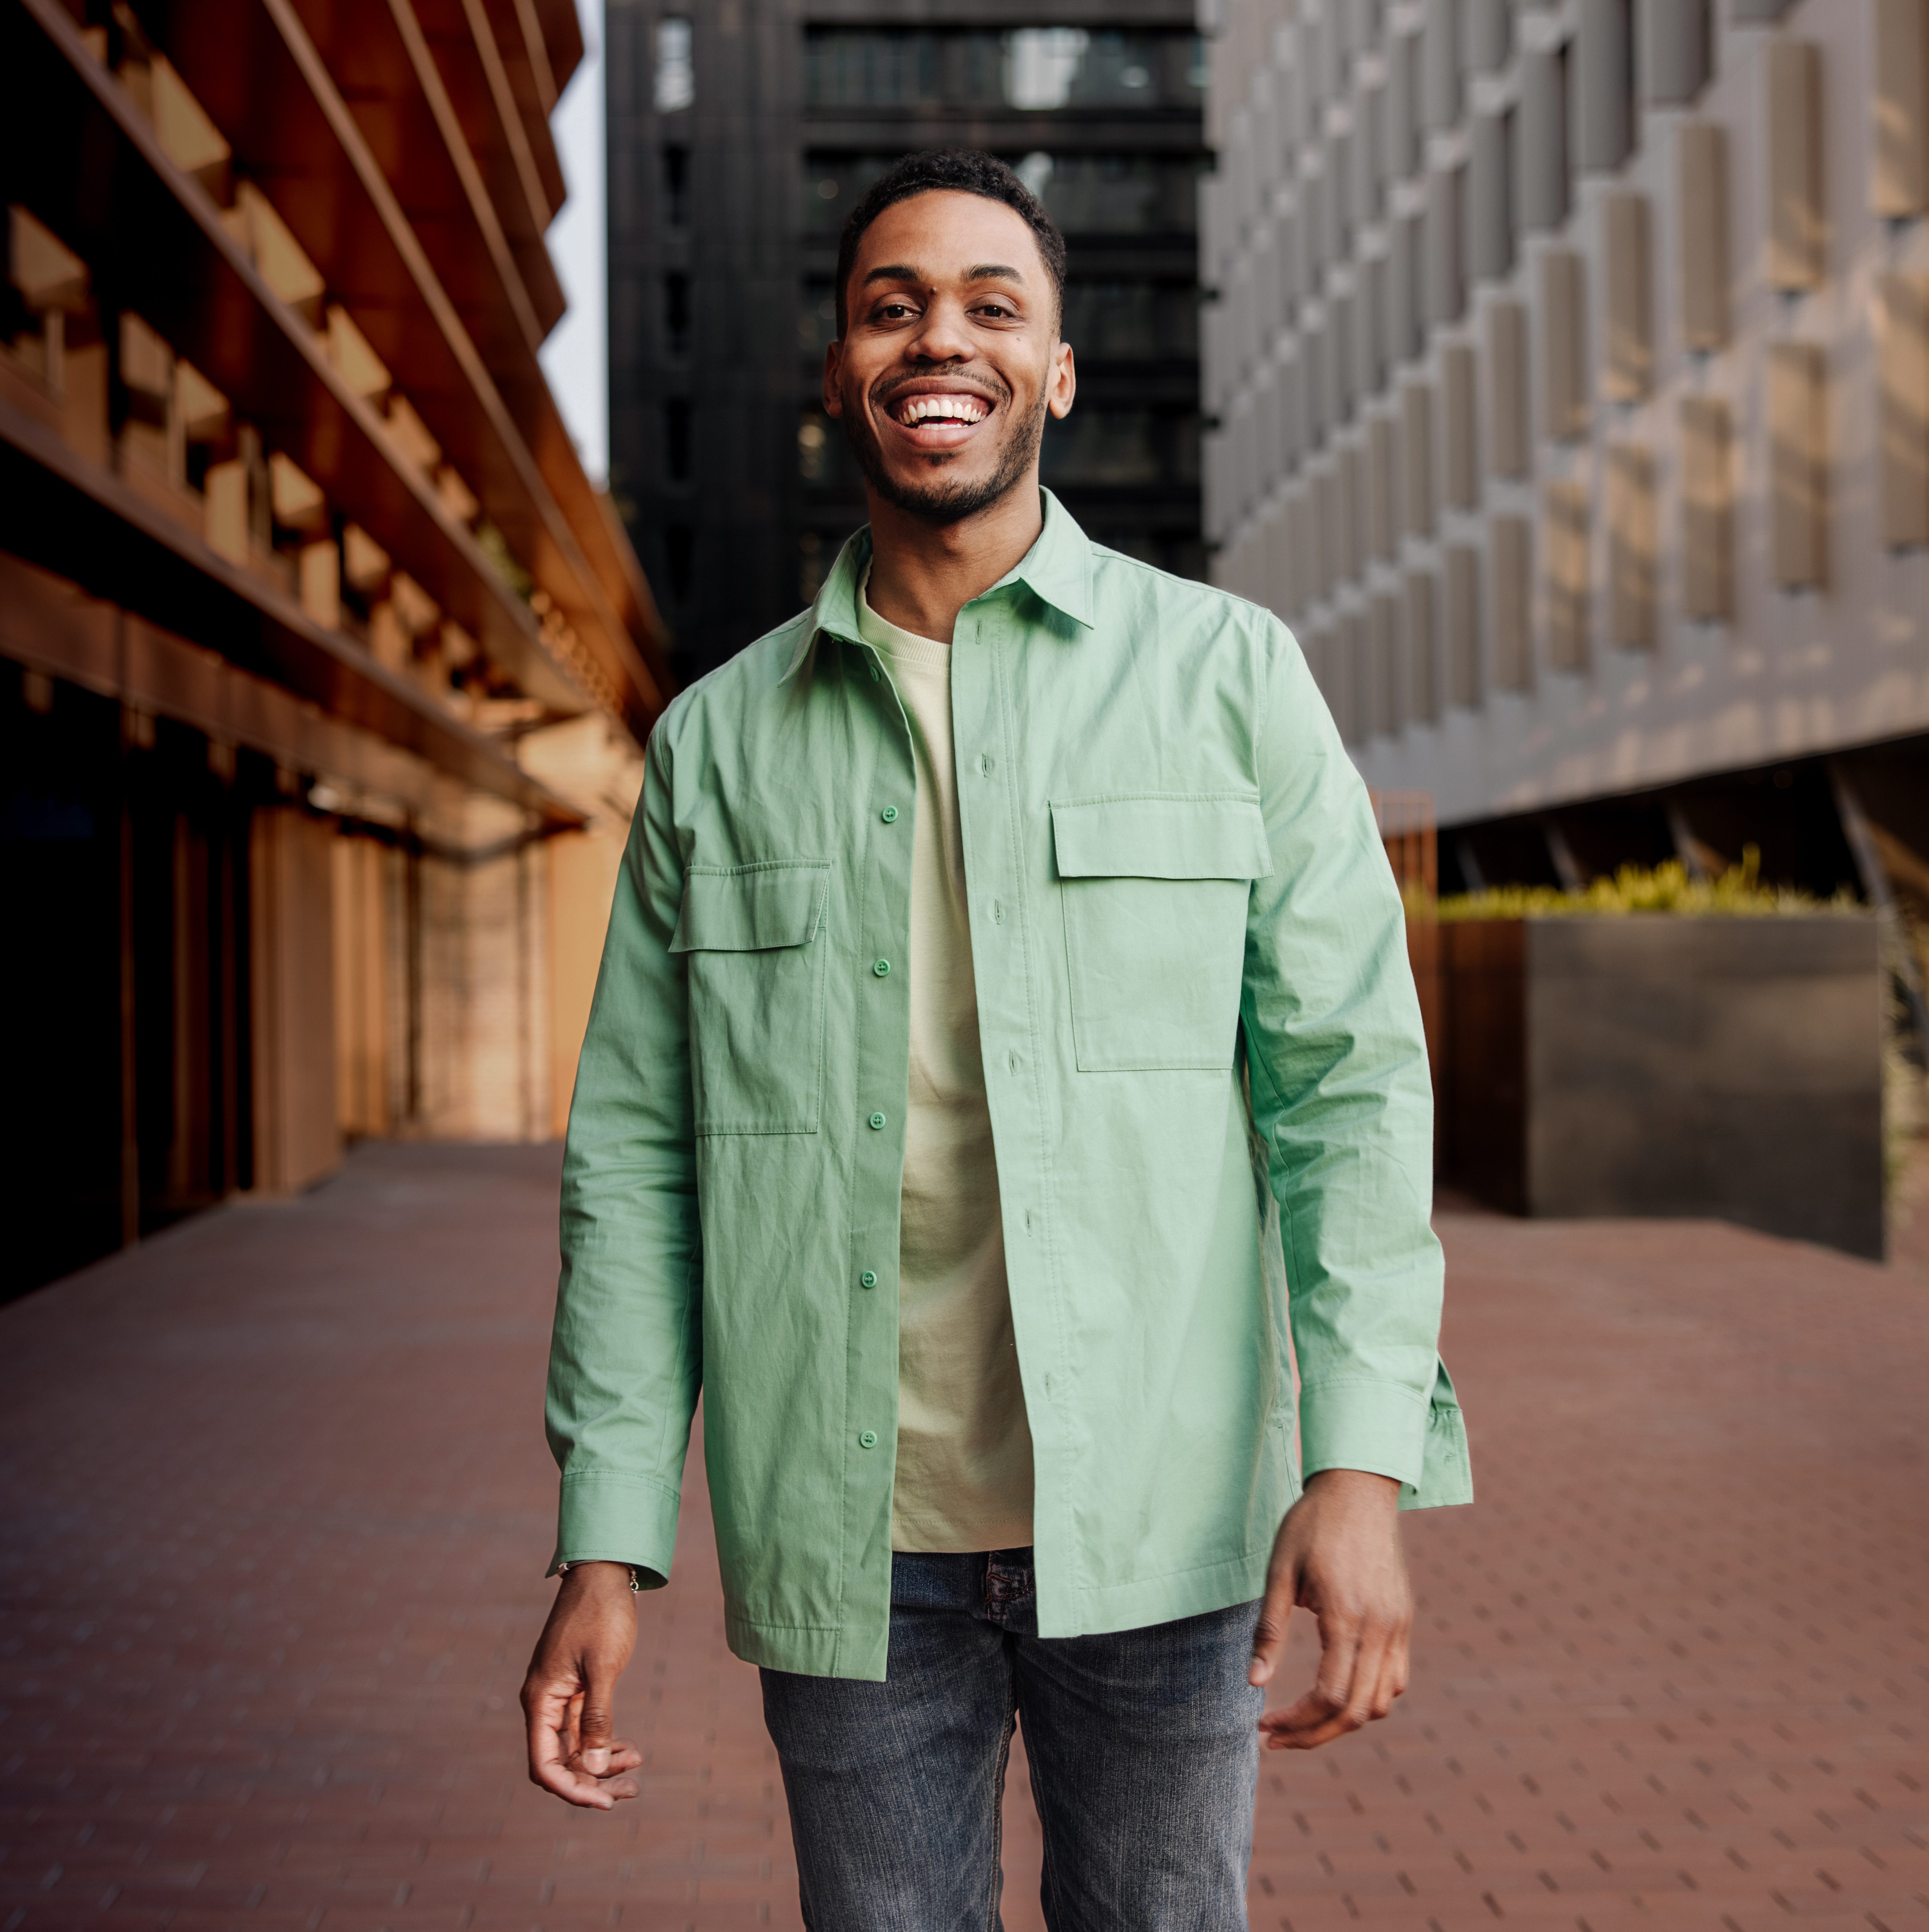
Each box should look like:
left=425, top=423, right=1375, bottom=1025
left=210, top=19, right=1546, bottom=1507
left=520, top=1562, right=644, bottom=1809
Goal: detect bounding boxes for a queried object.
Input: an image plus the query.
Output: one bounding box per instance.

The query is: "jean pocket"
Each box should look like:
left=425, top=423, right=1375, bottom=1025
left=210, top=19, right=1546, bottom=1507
left=671, top=861, right=831, bottom=1133
left=1051, top=795, right=1270, bottom=1074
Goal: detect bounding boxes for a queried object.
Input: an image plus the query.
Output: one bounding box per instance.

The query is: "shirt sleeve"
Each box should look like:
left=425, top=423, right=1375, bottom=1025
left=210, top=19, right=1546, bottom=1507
left=543, top=720, right=704, bottom=1583
left=1239, top=617, right=1472, bottom=1512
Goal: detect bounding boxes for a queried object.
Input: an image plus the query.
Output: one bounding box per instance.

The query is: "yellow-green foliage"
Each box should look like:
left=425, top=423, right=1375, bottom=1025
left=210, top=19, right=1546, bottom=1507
left=1424, top=846, right=1861, bottom=921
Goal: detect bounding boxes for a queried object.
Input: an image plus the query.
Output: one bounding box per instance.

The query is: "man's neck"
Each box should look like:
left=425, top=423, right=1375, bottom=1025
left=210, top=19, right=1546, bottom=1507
left=862, top=479, right=1044, bottom=645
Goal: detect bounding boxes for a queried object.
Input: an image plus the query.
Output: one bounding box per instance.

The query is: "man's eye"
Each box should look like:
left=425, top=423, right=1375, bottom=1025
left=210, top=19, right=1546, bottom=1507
left=977, top=303, right=1014, bottom=319
left=878, top=303, right=915, bottom=320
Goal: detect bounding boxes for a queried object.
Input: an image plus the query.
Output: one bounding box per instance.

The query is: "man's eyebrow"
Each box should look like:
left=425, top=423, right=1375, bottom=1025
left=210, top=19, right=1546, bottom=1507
left=858, top=263, right=1029, bottom=289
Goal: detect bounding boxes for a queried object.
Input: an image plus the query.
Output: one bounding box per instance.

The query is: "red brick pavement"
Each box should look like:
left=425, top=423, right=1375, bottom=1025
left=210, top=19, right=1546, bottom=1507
left=1, top=1143, right=1925, bottom=1932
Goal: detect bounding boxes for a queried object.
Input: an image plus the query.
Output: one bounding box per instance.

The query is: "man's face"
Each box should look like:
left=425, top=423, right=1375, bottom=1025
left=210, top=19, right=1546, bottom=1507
left=823, top=190, right=1076, bottom=526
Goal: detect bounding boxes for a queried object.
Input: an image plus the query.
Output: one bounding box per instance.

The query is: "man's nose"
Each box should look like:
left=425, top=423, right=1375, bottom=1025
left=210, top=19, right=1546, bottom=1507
left=906, top=303, right=973, bottom=362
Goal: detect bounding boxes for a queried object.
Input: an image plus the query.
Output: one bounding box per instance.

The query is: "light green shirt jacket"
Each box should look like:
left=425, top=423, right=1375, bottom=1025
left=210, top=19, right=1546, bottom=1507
left=548, top=491, right=1471, bottom=1682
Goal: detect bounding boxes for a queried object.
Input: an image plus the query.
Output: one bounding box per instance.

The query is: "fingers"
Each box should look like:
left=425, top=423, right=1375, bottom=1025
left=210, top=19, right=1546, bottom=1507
left=523, top=1680, right=642, bottom=1809
left=565, top=1735, right=642, bottom=1803
left=1248, top=1576, right=1296, bottom=1688
left=1258, top=1604, right=1366, bottom=1749
left=578, top=1654, right=620, bottom=1777
left=1258, top=1603, right=1408, bottom=1751
left=1367, top=1632, right=1408, bottom=1721
left=525, top=1682, right=613, bottom=1809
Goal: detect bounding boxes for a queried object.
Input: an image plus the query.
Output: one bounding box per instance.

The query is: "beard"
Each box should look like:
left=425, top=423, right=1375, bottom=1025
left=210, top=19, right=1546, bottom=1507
left=840, top=374, right=1048, bottom=527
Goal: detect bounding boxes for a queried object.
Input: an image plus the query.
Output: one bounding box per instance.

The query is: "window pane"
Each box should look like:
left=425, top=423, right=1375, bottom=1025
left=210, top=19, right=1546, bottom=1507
left=654, top=18, right=693, bottom=113
left=1044, top=410, right=1160, bottom=486
left=1059, top=283, right=1199, bottom=358
left=799, top=278, right=839, bottom=355
left=1018, top=154, right=1202, bottom=235
left=802, top=28, right=1205, bottom=111
left=805, top=153, right=1201, bottom=236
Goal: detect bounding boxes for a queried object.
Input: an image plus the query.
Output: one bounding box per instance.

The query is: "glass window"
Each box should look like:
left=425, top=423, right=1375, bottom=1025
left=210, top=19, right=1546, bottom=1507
left=1005, top=29, right=1090, bottom=109
left=1041, top=410, right=1162, bottom=486
left=654, top=18, right=693, bottom=114
left=1058, top=283, right=1199, bottom=360
left=1020, top=154, right=1202, bottom=236
left=802, top=29, right=1205, bottom=112
left=663, top=272, right=689, bottom=356
left=661, top=144, right=689, bottom=226
left=804, top=155, right=897, bottom=234
left=664, top=398, right=691, bottom=481
left=799, top=278, right=839, bottom=355
left=796, top=408, right=861, bottom=493
left=805, top=153, right=1201, bottom=237
left=1038, top=410, right=1199, bottom=488
left=797, top=408, right=830, bottom=483
left=799, top=531, right=826, bottom=604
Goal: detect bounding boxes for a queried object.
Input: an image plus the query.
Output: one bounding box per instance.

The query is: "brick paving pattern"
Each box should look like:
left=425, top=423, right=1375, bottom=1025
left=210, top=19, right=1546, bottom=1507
left=1, top=1142, right=1924, bottom=1932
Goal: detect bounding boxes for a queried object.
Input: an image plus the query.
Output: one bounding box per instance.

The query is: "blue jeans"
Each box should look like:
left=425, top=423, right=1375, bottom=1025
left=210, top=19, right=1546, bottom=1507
left=759, top=1549, right=1264, bottom=1931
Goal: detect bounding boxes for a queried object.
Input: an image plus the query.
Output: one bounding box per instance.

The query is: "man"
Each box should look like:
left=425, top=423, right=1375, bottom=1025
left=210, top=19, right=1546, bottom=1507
left=522, top=150, right=1470, bottom=1929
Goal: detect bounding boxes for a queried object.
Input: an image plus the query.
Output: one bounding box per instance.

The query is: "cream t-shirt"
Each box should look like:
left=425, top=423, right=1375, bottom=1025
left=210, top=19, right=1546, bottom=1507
left=857, top=566, right=1035, bottom=1553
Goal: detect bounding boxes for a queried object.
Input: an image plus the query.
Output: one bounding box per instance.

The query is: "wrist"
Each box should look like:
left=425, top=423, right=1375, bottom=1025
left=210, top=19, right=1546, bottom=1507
left=1304, top=1468, right=1401, bottom=1506
left=556, top=1559, right=643, bottom=1591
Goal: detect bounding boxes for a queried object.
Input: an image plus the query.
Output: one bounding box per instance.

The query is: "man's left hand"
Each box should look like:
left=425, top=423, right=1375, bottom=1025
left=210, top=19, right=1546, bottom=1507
left=1249, top=1467, right=1411, bottom=1750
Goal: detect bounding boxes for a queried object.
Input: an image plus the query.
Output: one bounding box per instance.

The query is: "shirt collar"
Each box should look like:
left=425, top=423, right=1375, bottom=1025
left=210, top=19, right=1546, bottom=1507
left=782, top=487, right=1094, bottom=681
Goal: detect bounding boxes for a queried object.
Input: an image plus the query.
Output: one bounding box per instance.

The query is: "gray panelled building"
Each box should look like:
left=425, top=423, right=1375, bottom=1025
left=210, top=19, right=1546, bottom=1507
left=608, top=0, right=1208, bottom=679
left=1202, top=0, right=1929, bottom=902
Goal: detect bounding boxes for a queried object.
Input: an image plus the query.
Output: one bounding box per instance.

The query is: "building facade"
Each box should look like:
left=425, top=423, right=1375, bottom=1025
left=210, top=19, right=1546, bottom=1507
left=1202, top=0, right=1929, bottom=897
left=2, top=0, right=672, bottom=1297
left=608, top=0, right=1209, bottom=680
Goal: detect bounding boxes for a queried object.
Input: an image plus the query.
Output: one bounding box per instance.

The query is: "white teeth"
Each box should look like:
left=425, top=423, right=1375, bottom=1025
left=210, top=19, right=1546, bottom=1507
left=899, top=395, right=988, bottom=426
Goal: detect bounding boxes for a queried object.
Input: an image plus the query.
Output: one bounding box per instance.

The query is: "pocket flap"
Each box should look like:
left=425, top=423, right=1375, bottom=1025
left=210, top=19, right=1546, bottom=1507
left=671, top=863, right=829, bottom=952
left=1050, top=796, right=1273, bottom=881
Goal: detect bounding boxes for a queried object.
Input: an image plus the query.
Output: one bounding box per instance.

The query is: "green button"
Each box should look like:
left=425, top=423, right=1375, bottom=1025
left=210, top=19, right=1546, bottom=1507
left=858, top=1430, right=878, bottom=1449
left=880, top=805, right=898, bottom=823
left=868, top=1111, right=886, bottom=1130
left=872, top=958, right=891, bottom=977
left=860, top=1270, right=877, bottom=1288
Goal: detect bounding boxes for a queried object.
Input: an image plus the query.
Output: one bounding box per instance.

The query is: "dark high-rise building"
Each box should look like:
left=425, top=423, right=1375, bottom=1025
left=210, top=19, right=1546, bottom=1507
left=608, top=1, right=1207, bottom=679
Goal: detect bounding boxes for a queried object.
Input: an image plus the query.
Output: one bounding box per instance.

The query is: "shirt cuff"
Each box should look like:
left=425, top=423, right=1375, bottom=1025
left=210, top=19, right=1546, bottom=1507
left=1298, top=1363, right=1474, bottom=1512
left=1298, top=1374, right=1429, bottom=1489
left=551, top=1471, right=683, bottom=1588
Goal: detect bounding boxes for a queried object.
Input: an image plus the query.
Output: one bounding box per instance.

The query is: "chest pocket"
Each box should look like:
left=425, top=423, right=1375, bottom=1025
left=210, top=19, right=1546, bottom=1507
left=1051, top=796, right=1271, bottom=1074
left=670, top=861, right=831, bottom=1134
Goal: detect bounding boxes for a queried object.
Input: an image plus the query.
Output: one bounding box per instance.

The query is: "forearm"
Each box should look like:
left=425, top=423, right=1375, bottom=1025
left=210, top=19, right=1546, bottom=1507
left=1239, top=623, right=1457, bottom=1501
left=546, top=736, right=703, bottom=1576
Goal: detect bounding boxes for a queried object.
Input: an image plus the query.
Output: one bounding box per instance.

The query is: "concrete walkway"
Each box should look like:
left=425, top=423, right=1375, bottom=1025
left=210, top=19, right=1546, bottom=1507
left=1, top=1143, right=1924, bottom=1932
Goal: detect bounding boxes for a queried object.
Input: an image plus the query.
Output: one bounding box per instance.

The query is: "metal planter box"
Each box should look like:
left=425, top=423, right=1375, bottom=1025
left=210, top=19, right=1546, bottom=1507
left=1426, top=916, right=1883, bottom=1259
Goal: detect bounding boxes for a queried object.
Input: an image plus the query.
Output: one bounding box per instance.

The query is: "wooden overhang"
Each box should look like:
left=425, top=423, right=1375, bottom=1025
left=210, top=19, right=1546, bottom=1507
left=0, top=392, right=584, bottom=829
left=155, top=0, right=672, bottom=736
left=8, top=0, right=665, bottom=748
left=473, top=0, right=578, bottom=222
left=402, top=0, right=570, bottom=338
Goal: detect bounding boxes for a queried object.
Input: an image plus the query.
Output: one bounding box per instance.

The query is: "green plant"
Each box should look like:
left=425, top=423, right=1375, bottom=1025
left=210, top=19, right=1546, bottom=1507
left=1426, top=846, right=1861, bottom=921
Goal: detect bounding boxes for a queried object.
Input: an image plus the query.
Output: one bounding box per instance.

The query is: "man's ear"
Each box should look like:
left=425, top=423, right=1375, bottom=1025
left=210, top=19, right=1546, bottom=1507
left=822, top=341, right=845, bottom=419
left=1047, top=340, right=1076, bottom=422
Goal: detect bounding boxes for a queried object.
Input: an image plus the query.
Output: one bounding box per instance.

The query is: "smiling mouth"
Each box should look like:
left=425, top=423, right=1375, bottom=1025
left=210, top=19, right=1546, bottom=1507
left=892, top=393, right=992, bottom=427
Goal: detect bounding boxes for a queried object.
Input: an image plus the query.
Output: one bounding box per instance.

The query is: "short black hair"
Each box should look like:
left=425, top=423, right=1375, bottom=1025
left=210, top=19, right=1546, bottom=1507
left=833, top=150, right=1067, bottom=337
